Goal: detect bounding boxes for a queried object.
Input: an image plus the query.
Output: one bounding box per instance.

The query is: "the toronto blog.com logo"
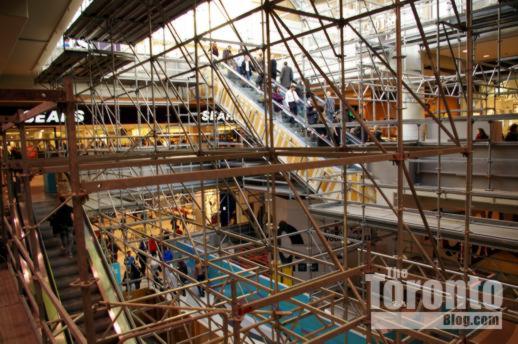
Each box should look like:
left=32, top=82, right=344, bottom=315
left=366, top=267, right=503, bottom=330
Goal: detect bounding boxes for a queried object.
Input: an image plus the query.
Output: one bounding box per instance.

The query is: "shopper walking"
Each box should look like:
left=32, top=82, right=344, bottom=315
left=123, top=251, right=141, bottom=291
left=178, top=259, right=189, bottom=296
left=194, top=258, right=206, bottom=297
left=505, top=123, right=518, bottom=141
left=280, top=62, right=293, bottom=89
left=138, top=239, right=148, bottom=275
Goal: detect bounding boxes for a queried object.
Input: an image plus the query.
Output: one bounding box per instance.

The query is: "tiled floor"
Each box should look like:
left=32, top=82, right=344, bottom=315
left=0, top=269, right=40, bottom=343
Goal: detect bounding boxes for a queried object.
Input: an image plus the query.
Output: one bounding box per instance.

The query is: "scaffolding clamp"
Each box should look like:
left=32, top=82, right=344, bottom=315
left=392, top=153, right=405, bottom=162
left=70, top=277, right=98, bottom=288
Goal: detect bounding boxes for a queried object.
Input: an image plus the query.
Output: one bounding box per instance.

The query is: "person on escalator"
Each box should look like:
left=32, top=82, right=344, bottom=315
left=272, top=86, right=284, bottom=113
left=325, top=91, right=335, bottom=123
left=209, top=42, right=219, bottom=57
left=223, top=45, right=237, bottom=75
left=285, top=84, right=300, bottom=123
left=256, top=52, right=264, bottom=70
left=51, top=195, right=74, bottom=257
left=279, top=62, right=293, bottom=89
left=372, top=126, right=384, bottom=142
left=235, top=49, right=245, bottom=75
left=270, top=58, right=278, bottom=81
left=222, top=45, right=232, bottom=61
left=241, top=55, right=254, bottom=81
left=352, top=126, right=367, bottom=143
left=255, top=72, right=264, bottom=89
left=306, top=98, right=318, bottom=125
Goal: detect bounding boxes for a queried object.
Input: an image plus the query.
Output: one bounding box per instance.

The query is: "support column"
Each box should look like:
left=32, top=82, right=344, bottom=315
left=395, top=1, right=404, bottom=342
left=19, top=122, right=45, bottom=329
left=230, top=279, right=241, bottom=343
left=402, top=47, right=423, bottom=141
left=64, top=77, right=96, bottom=343
left=0, top=131, right=5, bottom=248
left=391, top=45, right=423, bottom=141
left=463, top=0, right=473, bottom=280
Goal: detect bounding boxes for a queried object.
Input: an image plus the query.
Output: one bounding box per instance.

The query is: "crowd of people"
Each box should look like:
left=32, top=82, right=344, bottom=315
left=120, top=234, right=206, bottom=298
left=211, top=42, right=518, bottom=145
left=216, top=44, right=341, bottom=132
left=474, top=124, right=518, bottom=142
left=122, top=243, right=204, bottom=298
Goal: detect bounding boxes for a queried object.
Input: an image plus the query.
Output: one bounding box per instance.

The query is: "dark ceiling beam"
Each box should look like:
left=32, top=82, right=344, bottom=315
left=0, top=89, right=65, bottom=103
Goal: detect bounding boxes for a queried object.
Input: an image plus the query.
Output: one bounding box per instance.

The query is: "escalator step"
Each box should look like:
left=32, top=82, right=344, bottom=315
left=34, top=201, right=117, bottom=343
left=56, top=275, right=78, bottom=290
left=75, top=309, right=112, bottom=324
left=53, top=264, right=79, bottom=278
left=63, top=293, right=102, bottom=314
left=58, top=287, right=82, bottom=302
left=43, top=237, right=64, bottom=249
left=46, top=247, right=64, bottom=258
left=77, top=312, right=118, bottom=341
left=48, top=256, right=73, bottom=269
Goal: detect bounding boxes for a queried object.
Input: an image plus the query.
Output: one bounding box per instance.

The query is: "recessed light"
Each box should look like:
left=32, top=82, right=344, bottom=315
left=483, top=54, right=490, bottom=58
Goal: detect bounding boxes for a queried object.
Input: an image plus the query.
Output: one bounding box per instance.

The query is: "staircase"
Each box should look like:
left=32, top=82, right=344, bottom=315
left=33, top=200, right=118, bottom=343
left=208, top=62, right=376, bottom=203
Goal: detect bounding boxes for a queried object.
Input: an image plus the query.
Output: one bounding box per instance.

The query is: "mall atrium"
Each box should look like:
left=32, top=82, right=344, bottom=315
left=1, top=0, right=518, bottom=343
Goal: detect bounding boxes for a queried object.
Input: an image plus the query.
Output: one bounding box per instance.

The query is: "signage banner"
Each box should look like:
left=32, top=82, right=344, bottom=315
left=17, top=106, right=235, bottom=126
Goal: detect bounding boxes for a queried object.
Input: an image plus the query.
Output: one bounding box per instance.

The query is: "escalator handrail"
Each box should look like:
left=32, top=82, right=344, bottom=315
left=82, top=209, right=142, bottom=343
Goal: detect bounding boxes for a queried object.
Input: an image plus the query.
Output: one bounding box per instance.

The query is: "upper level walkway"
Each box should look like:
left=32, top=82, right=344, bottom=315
left=309, top=202, right=518, bottom=251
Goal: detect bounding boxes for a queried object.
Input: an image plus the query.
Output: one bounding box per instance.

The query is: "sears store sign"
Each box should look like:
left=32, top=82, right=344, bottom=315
left=200, top=110, right=234, bottom=122
left=25, top=110, right=85, bottom=125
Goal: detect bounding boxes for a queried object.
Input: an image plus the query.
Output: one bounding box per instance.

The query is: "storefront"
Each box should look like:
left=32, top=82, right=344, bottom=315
left=3, top=105, right=241, bottom=155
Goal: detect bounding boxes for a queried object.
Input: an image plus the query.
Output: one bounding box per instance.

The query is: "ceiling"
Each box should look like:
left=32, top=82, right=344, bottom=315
left=0, top=0, right=82, bottom=88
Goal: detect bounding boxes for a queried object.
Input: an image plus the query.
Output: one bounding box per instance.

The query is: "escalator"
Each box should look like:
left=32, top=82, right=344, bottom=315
left=33, top=199, right=128, bottom=343
left=208, top=62, right=374, bottom=202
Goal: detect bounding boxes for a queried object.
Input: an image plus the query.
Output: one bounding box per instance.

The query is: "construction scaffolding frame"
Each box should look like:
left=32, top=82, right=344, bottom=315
left=2, top=0, right=518, bottom=343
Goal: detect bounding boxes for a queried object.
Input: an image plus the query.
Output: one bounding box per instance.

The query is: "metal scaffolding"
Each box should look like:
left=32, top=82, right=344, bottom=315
left=1, top=0, right=518, bottom=343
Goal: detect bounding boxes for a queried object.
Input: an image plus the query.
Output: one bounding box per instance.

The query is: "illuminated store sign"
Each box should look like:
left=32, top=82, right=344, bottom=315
left=201, top=110, right=234, bottom=122
left=24, top=110, right=85, bottom=124
left=21, top=107, right=233, bottom=125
